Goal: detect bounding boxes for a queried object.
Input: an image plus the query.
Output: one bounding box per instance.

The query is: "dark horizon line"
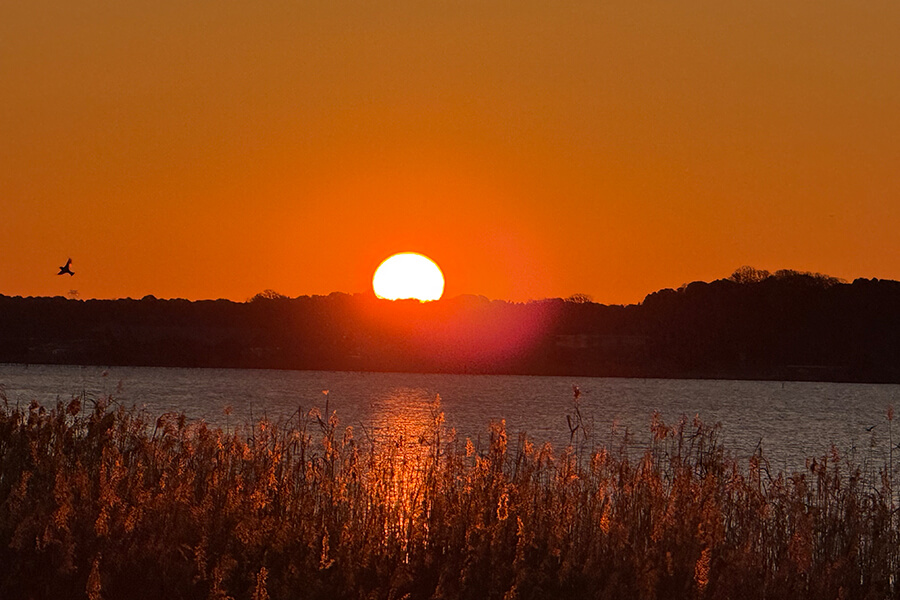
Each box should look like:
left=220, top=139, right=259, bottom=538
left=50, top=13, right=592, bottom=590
left=21, top=267, right=899, bottom=307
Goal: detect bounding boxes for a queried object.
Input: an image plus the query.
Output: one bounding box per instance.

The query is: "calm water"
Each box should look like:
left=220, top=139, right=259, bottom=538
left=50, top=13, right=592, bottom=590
left=2, top=363, right=898, bottom=472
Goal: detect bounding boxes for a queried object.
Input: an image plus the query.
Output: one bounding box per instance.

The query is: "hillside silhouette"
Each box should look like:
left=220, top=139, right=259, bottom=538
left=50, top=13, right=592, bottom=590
left=1, top=268, right=898, bottom=382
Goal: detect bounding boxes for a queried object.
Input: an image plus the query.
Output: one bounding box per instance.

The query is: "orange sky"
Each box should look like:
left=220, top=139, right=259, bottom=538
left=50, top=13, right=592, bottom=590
left=3, top=1, right=898, bottom=304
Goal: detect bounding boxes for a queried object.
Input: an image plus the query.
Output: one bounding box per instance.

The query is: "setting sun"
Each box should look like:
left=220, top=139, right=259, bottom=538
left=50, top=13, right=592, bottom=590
left=372, top=253, right=445, bottom=301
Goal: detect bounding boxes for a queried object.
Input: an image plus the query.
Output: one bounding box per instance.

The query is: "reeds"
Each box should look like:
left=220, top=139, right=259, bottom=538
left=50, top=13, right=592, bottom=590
left=1, top=393, right=898, bottom=600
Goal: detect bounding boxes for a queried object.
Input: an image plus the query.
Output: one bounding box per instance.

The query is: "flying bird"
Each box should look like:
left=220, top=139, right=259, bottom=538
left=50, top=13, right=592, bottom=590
left=57, top=258, right=74, bottom=276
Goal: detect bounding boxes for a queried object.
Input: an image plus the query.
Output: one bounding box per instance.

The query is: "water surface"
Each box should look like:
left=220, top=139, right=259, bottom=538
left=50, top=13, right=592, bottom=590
left=2, top=363, right=897, bottom=472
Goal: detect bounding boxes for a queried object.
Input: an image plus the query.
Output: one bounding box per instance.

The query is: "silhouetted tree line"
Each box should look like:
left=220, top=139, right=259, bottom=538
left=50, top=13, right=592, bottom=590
left=1, top=268, right=898, bottom=382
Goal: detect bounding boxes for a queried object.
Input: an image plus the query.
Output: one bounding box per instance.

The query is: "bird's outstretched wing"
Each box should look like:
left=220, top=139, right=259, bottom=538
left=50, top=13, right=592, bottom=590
left=58, top=258, right=74, bottom=276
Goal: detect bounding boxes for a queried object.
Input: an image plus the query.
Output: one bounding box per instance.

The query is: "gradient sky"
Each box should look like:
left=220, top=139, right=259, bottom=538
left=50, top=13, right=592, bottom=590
left=3, top=1, right=898, bottom=304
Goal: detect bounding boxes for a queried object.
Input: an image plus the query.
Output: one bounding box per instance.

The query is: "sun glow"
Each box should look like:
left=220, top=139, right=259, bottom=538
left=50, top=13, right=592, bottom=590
left=372, top=253, right=445, bottom=301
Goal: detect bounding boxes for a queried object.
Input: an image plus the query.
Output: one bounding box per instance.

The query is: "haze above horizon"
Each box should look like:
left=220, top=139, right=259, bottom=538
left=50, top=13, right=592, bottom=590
left=3, top=1, right=898, bottom=304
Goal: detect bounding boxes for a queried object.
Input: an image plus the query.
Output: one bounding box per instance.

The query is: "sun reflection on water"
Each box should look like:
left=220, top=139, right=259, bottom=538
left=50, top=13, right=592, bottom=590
left=363, top=388, right=455, bottom=555
left=369, top=388, right=448, bottom=449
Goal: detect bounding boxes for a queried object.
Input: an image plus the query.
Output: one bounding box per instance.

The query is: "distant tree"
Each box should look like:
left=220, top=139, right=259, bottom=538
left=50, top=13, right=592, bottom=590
left=249, top=289, right=289, bottom=302
left=565, top=293, right=594, bottom=304
left=773, top=269, right=844, bottom=288
left=728, top=266, right=771, bottom=284
left=773, top=269, right=800, bottom=279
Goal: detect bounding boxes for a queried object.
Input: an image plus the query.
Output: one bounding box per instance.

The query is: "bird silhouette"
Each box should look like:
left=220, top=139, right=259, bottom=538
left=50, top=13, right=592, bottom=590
left=57, top=258, right=74, bottom=276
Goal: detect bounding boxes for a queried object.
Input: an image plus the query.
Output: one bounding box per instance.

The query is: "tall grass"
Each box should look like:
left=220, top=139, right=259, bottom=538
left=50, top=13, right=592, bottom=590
left=1, top=392, right=898, bottom=600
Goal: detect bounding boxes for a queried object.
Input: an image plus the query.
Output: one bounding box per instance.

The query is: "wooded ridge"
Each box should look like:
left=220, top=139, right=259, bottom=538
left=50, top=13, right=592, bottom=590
left=2, top=269, right=898, bottom=383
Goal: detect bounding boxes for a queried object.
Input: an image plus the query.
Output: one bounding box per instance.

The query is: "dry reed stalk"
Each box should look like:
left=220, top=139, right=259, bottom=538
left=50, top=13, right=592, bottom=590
left=1, top=394, right=899, bottom=599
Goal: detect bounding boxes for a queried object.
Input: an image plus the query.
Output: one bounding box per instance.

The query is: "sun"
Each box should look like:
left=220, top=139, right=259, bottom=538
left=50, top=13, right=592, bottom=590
left=372, top=252, right=445, bottom=301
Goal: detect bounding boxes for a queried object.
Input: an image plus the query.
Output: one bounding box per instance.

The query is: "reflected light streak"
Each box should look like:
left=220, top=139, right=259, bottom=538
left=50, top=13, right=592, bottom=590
left=367, top=388, right=451, bottom=550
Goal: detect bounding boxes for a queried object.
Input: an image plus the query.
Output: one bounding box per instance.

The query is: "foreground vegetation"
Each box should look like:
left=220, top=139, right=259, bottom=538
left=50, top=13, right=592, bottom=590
left=1, top=393, right=899, bottom=600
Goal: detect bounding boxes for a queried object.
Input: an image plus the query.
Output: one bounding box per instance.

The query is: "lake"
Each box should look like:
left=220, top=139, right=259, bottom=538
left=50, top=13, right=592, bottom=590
left=2, top=363, right=898, bottom=473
